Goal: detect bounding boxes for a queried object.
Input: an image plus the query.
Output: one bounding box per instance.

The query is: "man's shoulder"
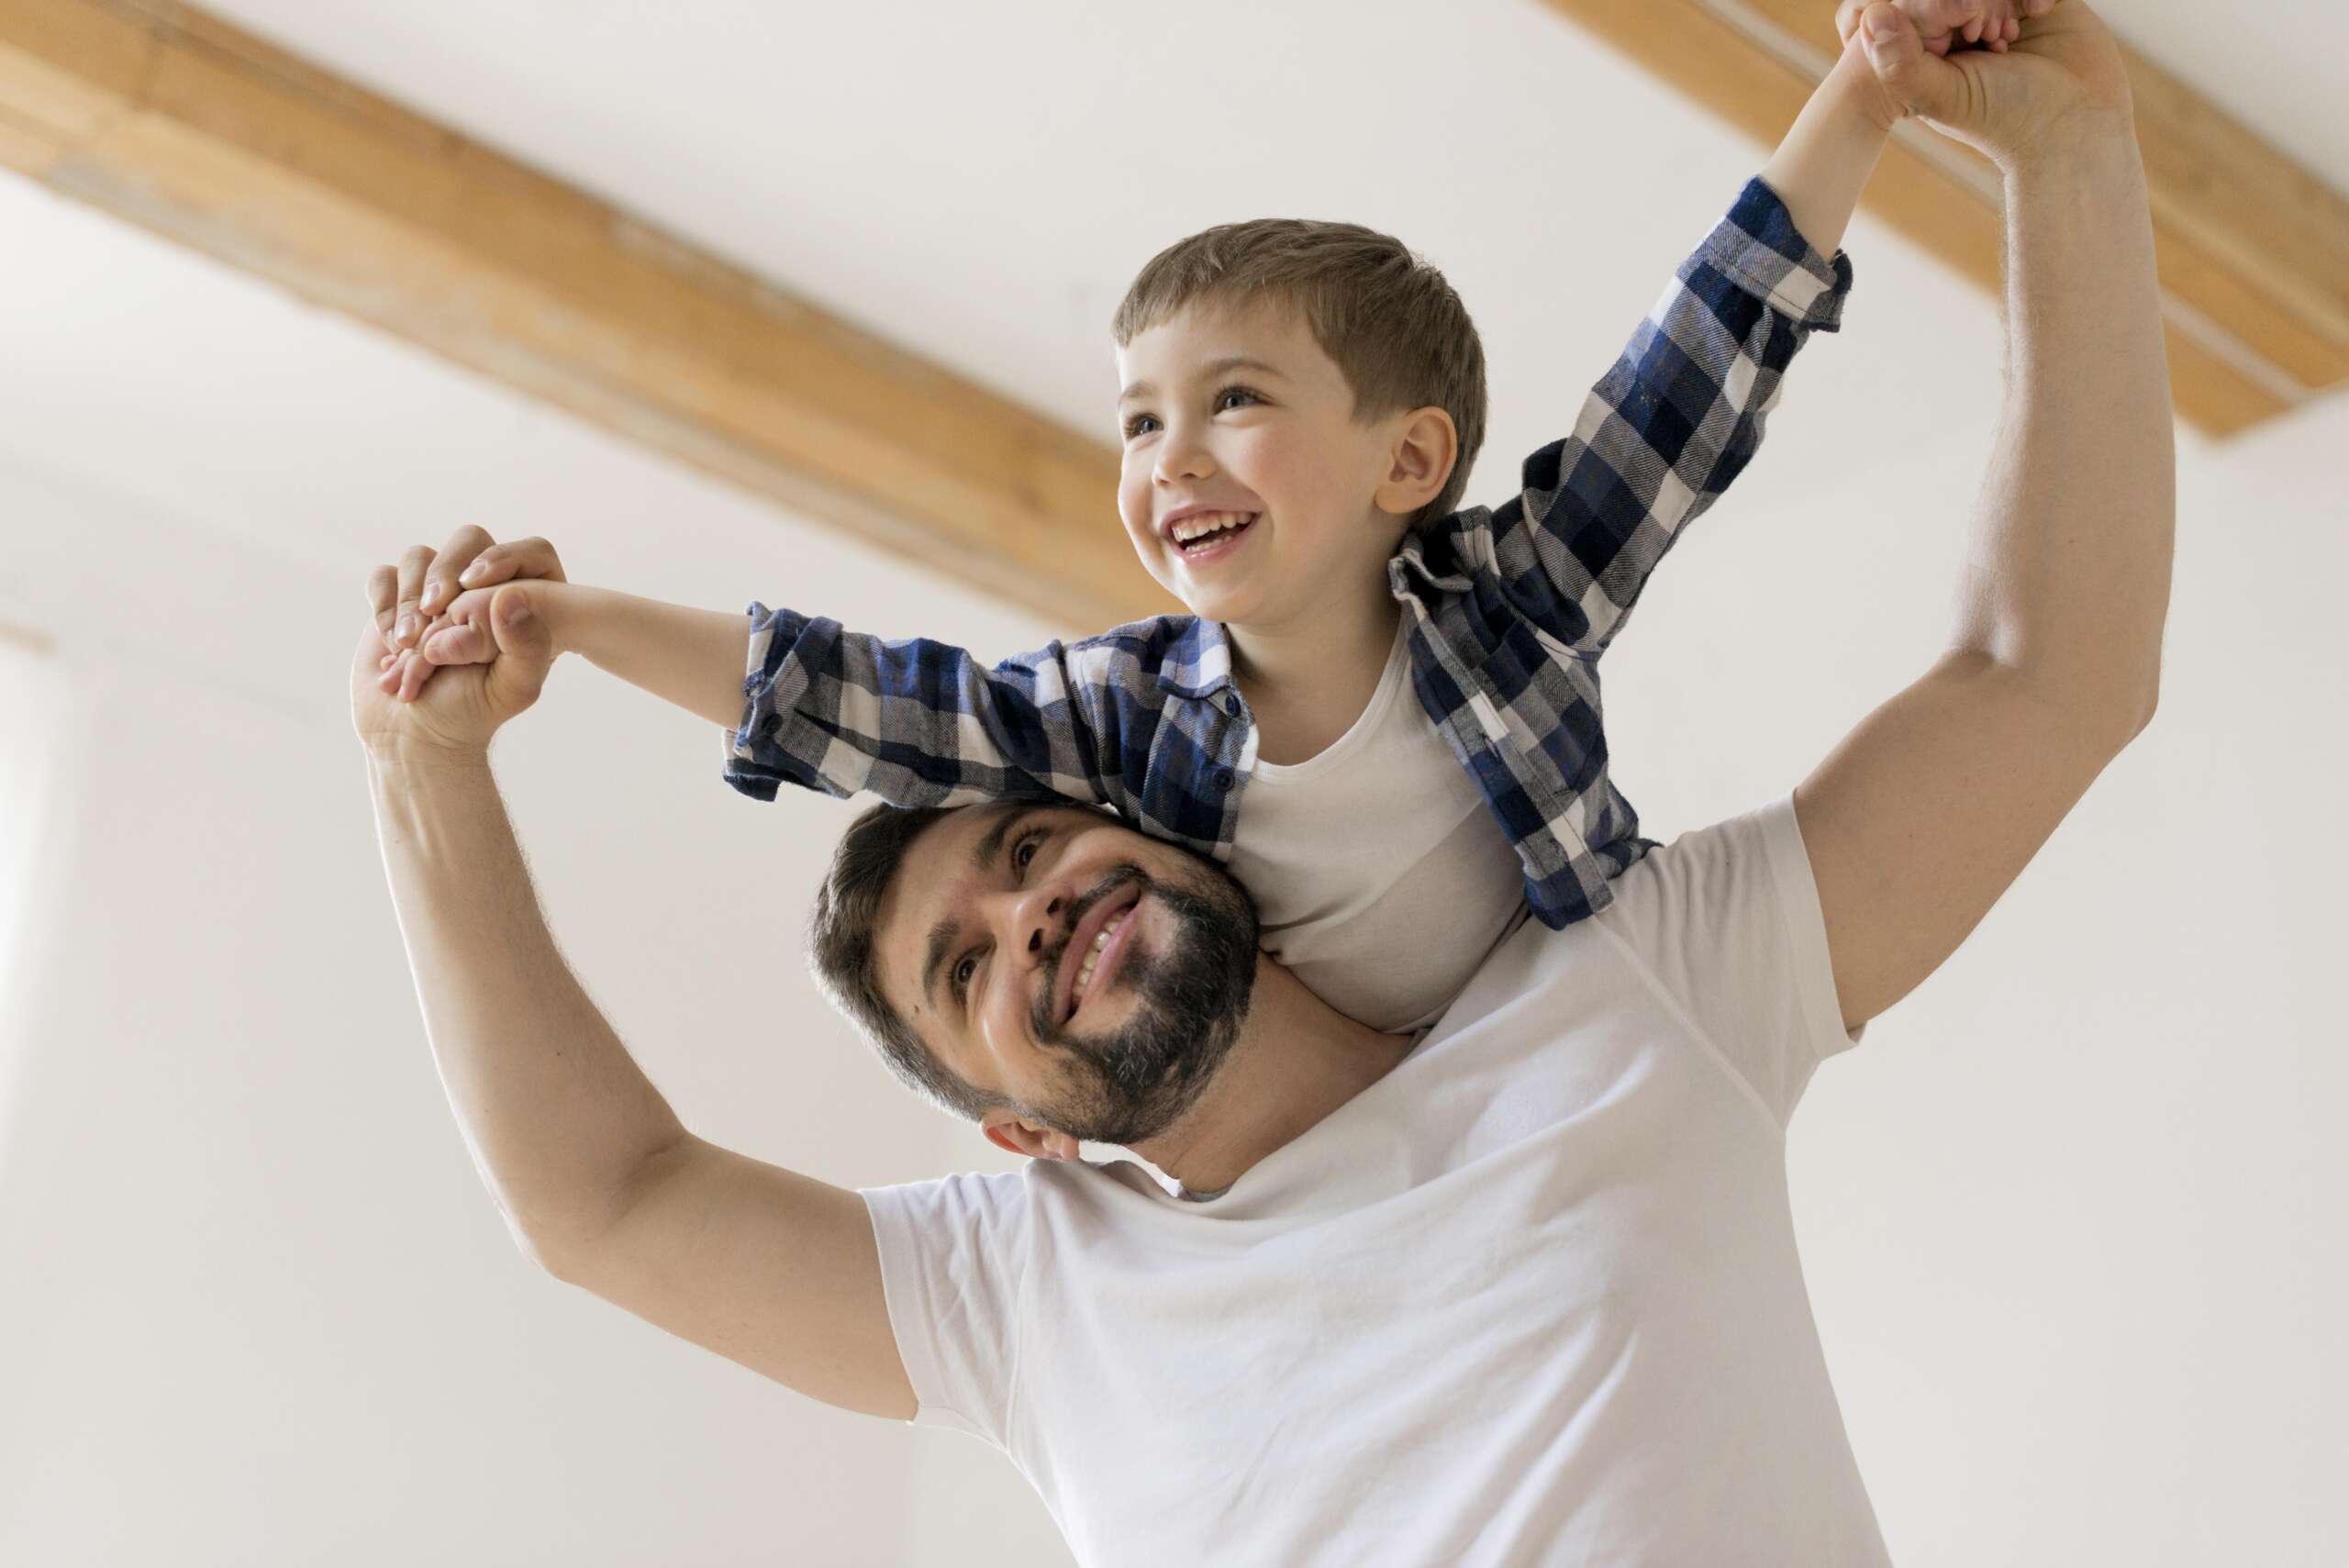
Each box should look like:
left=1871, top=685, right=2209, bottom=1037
left=862, top=1155, right=1143, bottom=1246
left=1598, top=800, right=1796, bottom=917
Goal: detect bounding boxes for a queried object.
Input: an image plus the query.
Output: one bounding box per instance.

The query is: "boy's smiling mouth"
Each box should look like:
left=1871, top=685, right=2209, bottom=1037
left=1163, top=508, right=1260, bottom=558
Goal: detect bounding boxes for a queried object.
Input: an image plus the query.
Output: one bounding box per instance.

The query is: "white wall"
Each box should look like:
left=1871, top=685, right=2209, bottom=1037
left=2, top=50, right=2345, bottom=1568
left=0, top=177, right=1072, bottom=1563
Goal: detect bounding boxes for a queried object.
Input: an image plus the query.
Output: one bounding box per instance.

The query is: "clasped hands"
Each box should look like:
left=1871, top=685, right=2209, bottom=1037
left=350, top=526, right=571, bottom=758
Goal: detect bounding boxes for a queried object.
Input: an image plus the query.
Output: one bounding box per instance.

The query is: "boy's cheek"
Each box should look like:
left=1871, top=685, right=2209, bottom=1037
left=1115, top=484, right=1180, bottom=571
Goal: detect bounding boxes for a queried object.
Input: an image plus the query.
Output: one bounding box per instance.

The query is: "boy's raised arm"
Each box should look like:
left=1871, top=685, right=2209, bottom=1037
left=1473, top=12, right=1951, bottom=659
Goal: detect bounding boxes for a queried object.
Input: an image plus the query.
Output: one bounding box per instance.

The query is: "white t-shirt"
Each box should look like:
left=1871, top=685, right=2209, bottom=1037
left=863, top=795, right=1884, bottom=1567
left=1225, top=618, right=1529, bottom=1032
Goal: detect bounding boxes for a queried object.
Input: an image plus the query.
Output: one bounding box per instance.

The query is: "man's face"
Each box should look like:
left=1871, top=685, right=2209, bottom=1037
left=1114, top=301, right=1407, bottom=629
left=873, top=805, right=1259, bottom=1149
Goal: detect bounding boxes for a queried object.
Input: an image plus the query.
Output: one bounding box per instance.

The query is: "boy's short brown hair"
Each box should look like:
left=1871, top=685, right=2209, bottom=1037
left=1112, top=219, right=1488, bottom=531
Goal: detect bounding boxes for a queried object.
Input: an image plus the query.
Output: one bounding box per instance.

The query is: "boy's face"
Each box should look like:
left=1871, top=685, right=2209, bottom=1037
left=1115, top=302, right=1408, bottom=629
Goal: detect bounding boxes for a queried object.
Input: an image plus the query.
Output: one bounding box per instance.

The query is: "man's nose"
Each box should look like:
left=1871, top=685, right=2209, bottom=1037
left=998, top=881, right=1068, bottom=973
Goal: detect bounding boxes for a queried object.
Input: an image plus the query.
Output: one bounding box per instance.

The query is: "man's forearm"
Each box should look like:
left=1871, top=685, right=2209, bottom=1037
left=370, top=746, right=688, bottom=1264
left=1757, top=39, right=1897, bottom=257
left=1953, top=125, right=2174, bottom=717
left=540, top=584, right=749, bottom=732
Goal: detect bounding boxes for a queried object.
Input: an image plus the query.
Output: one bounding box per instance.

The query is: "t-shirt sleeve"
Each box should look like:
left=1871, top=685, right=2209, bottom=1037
left=1597, top=793, right=1865, bottom=1129
left=859, top=1172, right=1030, bottom=1446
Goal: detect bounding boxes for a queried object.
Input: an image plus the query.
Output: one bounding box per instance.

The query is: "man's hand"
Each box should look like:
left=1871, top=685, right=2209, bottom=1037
left=1838, top=0, right=2132, bottom=168
left=351, top=571, right=558, bottom=758
left=373, top=526, right=569, bottom=703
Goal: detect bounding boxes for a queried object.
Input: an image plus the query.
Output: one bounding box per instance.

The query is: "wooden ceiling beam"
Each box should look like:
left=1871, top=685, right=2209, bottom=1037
left=1541, top=0, right=2349, bottom=437
left=2, top=0, right=2334, bottom=644
left=0, top=0, right=1171, bottom=627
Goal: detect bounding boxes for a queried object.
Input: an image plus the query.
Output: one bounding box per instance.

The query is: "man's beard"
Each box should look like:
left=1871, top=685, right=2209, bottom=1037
left=1022, top=859, right=1259, bottom=1146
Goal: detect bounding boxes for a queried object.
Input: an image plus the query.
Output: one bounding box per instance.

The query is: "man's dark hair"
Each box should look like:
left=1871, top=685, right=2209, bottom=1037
left=807, top=802, right=1010, bottom=1123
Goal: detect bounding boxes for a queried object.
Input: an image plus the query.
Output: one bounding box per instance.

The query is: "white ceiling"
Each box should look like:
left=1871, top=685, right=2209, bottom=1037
left=174, top=0, right=2345, bottom=478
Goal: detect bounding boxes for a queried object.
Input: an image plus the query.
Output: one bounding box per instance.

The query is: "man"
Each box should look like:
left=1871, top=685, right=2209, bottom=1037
left=355, top=6, right=2170, bottom=1562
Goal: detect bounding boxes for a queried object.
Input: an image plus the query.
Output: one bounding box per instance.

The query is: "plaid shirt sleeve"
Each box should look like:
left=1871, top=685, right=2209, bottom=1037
left=722, top=603, right=1135, bottom=813
left=1486, top=176, right=1853, bottom=658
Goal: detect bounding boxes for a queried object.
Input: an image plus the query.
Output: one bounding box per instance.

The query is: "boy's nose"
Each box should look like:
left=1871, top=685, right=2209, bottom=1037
left=1153, top=427, right=1216, bottom=484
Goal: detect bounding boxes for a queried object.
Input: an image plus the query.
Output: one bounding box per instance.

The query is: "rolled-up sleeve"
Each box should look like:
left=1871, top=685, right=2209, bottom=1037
left=724, top=603, right=1122, bottom=810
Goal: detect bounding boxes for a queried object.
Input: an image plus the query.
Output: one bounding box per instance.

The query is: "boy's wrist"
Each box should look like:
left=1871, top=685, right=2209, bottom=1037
left=1757, top=40, right=1896, bottom=259
left=1819, top=35, right=1906, bottom=136
left=517, top=578, right=589, bottom=657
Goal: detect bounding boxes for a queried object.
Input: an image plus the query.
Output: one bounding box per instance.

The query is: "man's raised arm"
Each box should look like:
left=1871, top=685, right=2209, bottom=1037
left=1794, top=1, right=2173, bottom=1033
left=353, top=587, right=915, bottom=1420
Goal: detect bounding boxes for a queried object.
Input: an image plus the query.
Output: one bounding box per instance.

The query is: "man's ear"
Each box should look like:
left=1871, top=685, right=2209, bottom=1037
left=982, top=1114, right=1081, bottom=1162
left=1374, top=406, right=1459, bottom=520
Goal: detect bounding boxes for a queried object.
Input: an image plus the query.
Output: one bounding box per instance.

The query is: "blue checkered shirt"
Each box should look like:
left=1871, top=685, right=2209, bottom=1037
left=727, top=177, right=1851, bottom=930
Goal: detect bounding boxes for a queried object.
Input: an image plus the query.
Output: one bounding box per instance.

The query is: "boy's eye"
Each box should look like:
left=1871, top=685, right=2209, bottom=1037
left=1120, top=387, right=1260, bottom=441
left=1013, top=834, right=1041, bottom=876
left=952, top=952, right=980, bottom=1003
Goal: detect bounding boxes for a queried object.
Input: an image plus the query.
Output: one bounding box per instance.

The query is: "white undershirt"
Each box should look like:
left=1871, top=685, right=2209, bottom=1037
left=1224, top=619, right=1527, bottom=1033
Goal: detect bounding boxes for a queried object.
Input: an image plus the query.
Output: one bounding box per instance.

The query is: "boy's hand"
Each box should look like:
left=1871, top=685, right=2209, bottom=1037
left=370, top=527, right=568, bottom=703
left=1848, top=0, right=2059, bottom=58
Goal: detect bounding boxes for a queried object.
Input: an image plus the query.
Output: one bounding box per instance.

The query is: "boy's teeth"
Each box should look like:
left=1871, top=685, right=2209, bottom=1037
left=1170, top=511, right=1255, bottom=545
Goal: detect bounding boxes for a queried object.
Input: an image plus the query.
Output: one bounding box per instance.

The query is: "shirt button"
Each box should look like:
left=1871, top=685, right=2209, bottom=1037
left=1212, top=768, right=1236, bottom=790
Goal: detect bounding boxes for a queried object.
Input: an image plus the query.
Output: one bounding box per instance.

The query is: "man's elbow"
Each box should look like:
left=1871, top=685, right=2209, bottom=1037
left=510, top=1136, right=694, bottom=1286
left=2112, top=652, right=2161, bottom=746
left=2126, top=682, right=2159, bottom=742
left=485, top=1198, right=584, bottom=1282
left=2033, top=657, right=2159, bottom=754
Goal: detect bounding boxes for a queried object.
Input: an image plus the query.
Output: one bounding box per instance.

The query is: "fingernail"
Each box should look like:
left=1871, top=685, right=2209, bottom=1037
left=396, top=613, right=417, bottom=644
left=460, top=561, right=484, bottom=582
left=1866, top=6, right=1898, bottom=38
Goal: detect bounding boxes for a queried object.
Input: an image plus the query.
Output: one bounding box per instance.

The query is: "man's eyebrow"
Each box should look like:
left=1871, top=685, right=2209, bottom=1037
left=920, top=806, right=1042, bottom=1008
left=921, top=915, right=960, bottom=1012
left=1118, top=355, right=1288, bottom=406
left=972, top=806, right=1035, bottom=874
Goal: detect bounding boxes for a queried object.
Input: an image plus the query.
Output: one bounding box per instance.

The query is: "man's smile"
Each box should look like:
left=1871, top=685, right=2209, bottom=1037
left=1052, top=880, right=1144, bottom=1028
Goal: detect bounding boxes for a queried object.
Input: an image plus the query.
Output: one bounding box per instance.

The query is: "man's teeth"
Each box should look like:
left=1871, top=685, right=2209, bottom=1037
left=1169, top=511, right=1256, bottom=547
left=1070, top=908, right=1133, bottom=1012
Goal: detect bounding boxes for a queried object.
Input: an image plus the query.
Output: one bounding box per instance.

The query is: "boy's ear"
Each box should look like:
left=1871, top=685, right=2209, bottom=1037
left=1375, top=406, right=1459, bottom=520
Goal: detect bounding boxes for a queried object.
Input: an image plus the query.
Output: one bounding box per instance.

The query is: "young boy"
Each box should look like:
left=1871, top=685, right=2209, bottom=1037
left=381, top=0, right=2051, bottom=1038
